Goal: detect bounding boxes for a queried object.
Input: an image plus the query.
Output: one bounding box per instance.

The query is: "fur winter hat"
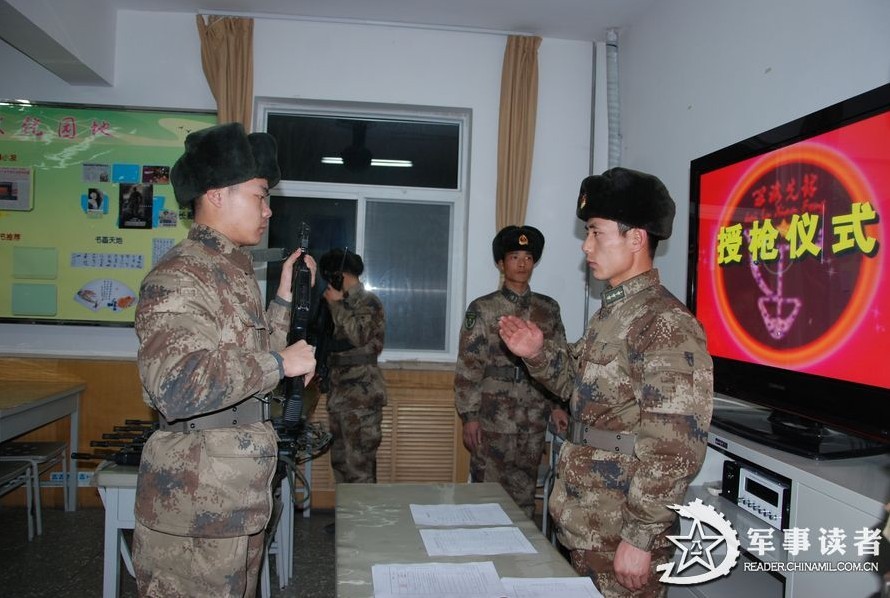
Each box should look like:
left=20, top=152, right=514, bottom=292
left=319, top=249, right=364, bottom=278
left=492, top=225, right=545, bottom=263
left=576, top=167, right=675, bottom=239
left=171, top=122, right=281, bottom=207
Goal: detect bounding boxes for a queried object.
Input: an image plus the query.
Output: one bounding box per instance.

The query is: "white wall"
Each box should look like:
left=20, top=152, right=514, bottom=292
left=617, top=0, right=890, bottom=301
left=0, top=11, right=593, bottom=357
left=9, top=2, right=884, bottom=358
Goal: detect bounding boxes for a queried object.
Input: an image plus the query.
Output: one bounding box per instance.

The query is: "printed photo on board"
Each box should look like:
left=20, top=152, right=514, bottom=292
left=119, top=183, right=153, bottom=229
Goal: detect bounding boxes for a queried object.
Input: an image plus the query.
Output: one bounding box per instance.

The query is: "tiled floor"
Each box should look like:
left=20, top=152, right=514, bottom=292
left=0, top=505, right=336, bottom=597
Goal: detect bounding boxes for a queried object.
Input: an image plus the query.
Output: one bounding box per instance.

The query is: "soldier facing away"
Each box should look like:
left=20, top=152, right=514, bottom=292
left=132, top=122, right=316, bottom=597
left=316, top=248, right=387, bottom=484
left=500, top=168, right=714, bottom=597
left=455, top=225, right=569, bottom=520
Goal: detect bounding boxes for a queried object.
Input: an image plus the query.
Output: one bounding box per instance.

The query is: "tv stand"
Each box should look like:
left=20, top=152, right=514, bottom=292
left=669, top=404, right=890, bottom=598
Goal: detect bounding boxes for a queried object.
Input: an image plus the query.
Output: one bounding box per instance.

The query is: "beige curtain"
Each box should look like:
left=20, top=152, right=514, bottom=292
left=495, top=35, right=541, bottom=231
left=196, top=15, right=254, bottom=130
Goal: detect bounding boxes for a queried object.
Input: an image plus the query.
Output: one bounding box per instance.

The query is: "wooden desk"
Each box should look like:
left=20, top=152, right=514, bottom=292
left=0, top=379, right=84, bottom=510
left=335, top=482, right=579, bottom=597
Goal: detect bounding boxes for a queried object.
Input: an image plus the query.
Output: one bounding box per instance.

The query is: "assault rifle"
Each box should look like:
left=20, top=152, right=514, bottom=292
left=281, top=222, right=313, bottom=433
left=72, top=419, right=157, bottom=466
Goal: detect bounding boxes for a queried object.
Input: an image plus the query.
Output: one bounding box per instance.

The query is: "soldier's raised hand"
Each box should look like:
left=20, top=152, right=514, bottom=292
left=498, top=315, right=544, bottom=359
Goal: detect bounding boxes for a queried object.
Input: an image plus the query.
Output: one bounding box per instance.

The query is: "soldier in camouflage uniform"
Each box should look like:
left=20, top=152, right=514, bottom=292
left=132, top=123, right=317, bottom=598
left=455, top=225, right=568, bottom=519
left=500, top=168, right=713, bottom=597
left=317, top=248, right=387, bottom=483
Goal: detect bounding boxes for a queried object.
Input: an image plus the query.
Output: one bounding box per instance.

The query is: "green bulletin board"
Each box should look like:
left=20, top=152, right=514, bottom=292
left=0, top=101, right=216, bottom=325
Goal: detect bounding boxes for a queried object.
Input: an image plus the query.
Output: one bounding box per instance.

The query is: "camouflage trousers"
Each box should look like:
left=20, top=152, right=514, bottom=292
left=132, top=521, right=265, bottom=597
left=469, top=429, right=547, bottom=519
left=328, top=406, right=383, bottom=483
left=570, top=546, right=674, bottom=598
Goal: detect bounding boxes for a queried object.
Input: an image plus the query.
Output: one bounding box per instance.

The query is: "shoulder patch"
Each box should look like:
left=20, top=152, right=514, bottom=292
left=464, top=311, right=477, bottom=330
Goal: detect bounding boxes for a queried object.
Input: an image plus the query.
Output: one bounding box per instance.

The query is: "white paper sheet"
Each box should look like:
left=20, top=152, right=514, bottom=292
left=409, top=503, right=512, bottom=527
left=371, top=561, right=506, bottom=598
left=419, top=527, right=537, bottom=556
left=500, top=576, right=604, bottom=598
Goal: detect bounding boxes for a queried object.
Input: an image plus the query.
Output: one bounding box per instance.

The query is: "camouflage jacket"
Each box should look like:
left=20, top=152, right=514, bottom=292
left=325, top=283, right=387, bottom=412
left=134, top=224, right=288, bottom=537
left=525, top=269, right=713, bottom=551
left=455, top=286, right=567, bottom=434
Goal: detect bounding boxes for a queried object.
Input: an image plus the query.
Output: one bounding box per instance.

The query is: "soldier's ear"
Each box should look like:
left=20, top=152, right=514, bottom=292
left=204, top=187, right=226, bottom=209
left=630, top=228, right=647, bottom=253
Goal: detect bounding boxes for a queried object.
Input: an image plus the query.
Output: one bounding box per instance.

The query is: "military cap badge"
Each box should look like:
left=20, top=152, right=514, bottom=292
left=492, top=225, right=545, bottom=263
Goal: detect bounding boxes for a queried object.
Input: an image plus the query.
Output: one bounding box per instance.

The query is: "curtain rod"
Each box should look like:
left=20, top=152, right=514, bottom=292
left=197, top=9, right=534, bottom=38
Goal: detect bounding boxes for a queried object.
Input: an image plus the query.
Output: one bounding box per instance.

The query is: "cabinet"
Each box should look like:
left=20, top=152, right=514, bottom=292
left=669, top=400, right=889, bottom=598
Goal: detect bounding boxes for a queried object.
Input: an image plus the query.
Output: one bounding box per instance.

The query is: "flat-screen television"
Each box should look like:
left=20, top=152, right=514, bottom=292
left=687, top=83, right=890, bottom=459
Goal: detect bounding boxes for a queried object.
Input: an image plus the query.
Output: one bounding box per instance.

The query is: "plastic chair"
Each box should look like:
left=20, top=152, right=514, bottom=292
left=0, top=441, right=68, bottom=536
left=0, top=460, right=35, bottom=540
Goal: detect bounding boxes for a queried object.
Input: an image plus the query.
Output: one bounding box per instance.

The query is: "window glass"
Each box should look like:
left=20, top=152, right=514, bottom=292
left=257, top=99, right=467, bottom=360
left=267, top=114, right=459, bottom=189
left=364, top=200, right=451, bottom=351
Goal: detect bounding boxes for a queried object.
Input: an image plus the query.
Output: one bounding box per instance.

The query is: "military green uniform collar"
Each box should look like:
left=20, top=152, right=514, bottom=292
left=601, top=269, right=660, bottom=307
left=500, top=286, right=531, bottom=306
left=189, top=223, right=253, bottom=273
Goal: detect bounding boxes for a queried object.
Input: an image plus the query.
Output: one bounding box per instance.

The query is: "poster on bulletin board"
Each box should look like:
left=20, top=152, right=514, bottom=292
left=0, top=101, right=217, bottom=325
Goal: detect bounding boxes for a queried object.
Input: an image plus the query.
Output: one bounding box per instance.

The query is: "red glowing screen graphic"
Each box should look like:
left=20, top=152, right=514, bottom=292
left=692, top=111, right=888, bottom=390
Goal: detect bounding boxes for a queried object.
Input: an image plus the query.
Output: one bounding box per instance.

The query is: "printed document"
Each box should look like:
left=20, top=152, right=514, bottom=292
left=409, top=503, right=512, bottom=527
left=501, top=576, right=604, bottom=598
left=371, top=561, right=505, bottom=598
left=419, top=526, right=537, bottom=557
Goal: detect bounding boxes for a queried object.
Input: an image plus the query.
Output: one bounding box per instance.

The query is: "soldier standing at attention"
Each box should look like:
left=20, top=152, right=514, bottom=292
left=499, top=168, right=713, bottom=597
left=132, top=122, right=317, bottom=597
left=455, top=225, right=569, bottom=520
left=318, top=248, right=387, bottom=484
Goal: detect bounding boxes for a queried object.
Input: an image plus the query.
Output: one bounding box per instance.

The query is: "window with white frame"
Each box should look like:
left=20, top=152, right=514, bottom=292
left=256, top=99, right=469, bottom=362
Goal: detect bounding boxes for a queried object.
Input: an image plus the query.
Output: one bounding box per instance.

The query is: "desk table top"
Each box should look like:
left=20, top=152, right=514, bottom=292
left=0, top=379, right=86, bottom=412
left=336, top=482, right=578, bottom=597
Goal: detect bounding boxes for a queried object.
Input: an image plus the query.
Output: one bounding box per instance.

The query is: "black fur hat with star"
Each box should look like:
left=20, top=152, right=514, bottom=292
left=492, top=225, right=545, bottom=263
left=171, top=122, right=281, bottom=207
left=576, top=167, right=675, bottom=239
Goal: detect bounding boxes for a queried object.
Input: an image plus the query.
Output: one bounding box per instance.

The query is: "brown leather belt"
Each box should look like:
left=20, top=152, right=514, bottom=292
left=158, top=397, right=269, bottom=433
left=328, top=353, right=378, bottom=366
left=568, top=421, right=636, bottom=456
left=483, top=365, right=527, bottom=382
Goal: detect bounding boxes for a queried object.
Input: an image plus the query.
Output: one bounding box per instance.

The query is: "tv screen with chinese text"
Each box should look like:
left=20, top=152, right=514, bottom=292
left=687, top=83, right=890, bottom=455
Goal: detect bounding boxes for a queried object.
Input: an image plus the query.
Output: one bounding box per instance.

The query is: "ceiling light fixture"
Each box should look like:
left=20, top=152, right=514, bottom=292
left=321, top=157, right=413, bottom=168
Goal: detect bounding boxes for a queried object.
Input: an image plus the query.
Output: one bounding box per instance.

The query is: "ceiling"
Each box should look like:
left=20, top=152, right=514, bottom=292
left=1, top=0, right=656, bottom=85
left=110, top=0, right=657, bottom=42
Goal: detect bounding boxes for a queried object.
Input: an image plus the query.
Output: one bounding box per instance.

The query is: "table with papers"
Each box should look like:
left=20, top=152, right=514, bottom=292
left=336, top=482, right=600, bottom=598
